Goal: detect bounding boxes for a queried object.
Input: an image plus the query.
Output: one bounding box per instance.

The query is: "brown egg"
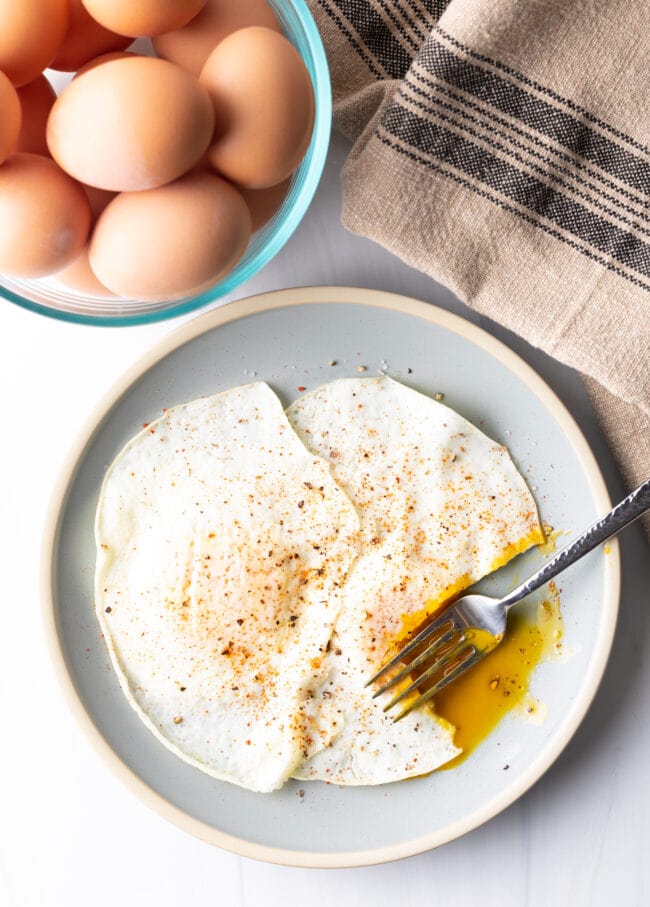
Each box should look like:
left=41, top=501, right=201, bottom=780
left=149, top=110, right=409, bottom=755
left=16, top=75, right=57, bottom=155
left=0, top=0, right=69, bottom=87
left=200, top=27, right=314, bottom=189
left=0, top=72, right=21, bottom=164
left=239, top=177, right=291, bottom=232
left=153, top=0, right=281, bottom=78
left=81, top=0, right=207, bottom=37
left=90, top=172, right=251, bottom=301
left=83, top=185, right=116, bottom=224
left=55, top=247, right=115, bottom=297
left=50, top=0, right=132, bottom=72
left=0, top=153, right=91, bottom=277
left=47, top=56, right=215, bottom=191
left=74, top=50, right=135, bottom=77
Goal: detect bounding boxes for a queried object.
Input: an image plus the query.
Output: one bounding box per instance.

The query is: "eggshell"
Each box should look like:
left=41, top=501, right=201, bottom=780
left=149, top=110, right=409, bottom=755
left=153, top=0, right=281, bottom=77
left=74, top=50, right=135, bottom=77
left=90, top=172, right=251, bottom=301
left=0, top=153, right=91, bottom=277
left=0, top=0, right=69, bottom=87
left=0, top=72, right=21, bottom=164
left=47, top=56, right=215, bottom=191
left=239, top=177, right=291, bottom=232
left=81, top=0, right=207, bottom=37
left=55, top=247, right=115, bottom=297
left=16, top=75, right=56, bottom=155
left=50, top=0, right=132, bottom=72
left=200, top=27, right=314, bottom=189
left=83, top=185, right=116, bottom=224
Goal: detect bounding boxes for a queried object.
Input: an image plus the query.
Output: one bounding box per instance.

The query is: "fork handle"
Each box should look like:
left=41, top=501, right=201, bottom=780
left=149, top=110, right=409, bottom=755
left=500, top=477, right=650, bottom=611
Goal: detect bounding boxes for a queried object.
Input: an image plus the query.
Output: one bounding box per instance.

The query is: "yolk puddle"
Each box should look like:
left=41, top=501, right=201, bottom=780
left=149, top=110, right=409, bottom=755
left=537, top=523, right=564, bottom=557
left=433, top=582, right=563, bottom=768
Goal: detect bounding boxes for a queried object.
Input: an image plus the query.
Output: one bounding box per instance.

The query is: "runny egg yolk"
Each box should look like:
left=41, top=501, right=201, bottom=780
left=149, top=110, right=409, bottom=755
left=396, top=527, right=546, bottom=648
left=433, top=581, right=563, bottom=768
left=390, top=527, right=560, bottom=769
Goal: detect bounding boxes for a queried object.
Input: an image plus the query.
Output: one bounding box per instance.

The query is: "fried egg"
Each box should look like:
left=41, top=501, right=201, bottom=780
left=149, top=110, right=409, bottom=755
left=95, top=383, right=359, bottom=792
left=286, top=377, right=544, bottom=785
left=96, top=377, right=543, bottom=791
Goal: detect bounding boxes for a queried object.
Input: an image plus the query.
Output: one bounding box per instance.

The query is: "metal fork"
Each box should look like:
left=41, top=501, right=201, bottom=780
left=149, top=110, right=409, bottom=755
left=368, top=477, right=650, bottom=722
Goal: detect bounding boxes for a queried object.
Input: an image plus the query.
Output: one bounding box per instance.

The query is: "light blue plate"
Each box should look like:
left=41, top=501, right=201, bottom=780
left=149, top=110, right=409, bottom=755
left=41, top=287, right=619, bottom=866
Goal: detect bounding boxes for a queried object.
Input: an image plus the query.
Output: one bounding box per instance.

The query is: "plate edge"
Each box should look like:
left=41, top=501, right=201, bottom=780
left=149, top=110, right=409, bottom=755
left=39, top=286, right=621, bottom=868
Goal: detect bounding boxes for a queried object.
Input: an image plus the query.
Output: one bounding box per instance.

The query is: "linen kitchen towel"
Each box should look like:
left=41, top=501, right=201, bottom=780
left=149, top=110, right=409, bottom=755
left=308, top=0, right=650, bottom=524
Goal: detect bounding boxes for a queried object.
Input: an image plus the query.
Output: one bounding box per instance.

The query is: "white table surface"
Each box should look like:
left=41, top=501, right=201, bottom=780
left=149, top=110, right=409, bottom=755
left=1, top=133, right=648, bottom=907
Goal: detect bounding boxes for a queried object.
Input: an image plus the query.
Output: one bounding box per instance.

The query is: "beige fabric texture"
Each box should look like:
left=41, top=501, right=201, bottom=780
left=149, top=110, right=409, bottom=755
left=308, top=0, right=649, bottom=532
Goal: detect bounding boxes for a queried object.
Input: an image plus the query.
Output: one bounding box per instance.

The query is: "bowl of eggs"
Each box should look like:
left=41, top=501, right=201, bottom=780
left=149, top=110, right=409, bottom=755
left=0, top=0, right=331, bottom=325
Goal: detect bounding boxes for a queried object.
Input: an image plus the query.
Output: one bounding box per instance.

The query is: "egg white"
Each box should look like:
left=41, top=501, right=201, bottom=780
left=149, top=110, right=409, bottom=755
left=286, top=377, right=544, bottom=785
left=95, top=383, right=360, bottom=792
left=96, top=377, right=544, bottom=791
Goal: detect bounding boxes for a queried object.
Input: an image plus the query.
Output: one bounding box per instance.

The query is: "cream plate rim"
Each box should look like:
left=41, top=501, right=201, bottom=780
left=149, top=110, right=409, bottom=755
left=40, top=286, right=620, bottom=868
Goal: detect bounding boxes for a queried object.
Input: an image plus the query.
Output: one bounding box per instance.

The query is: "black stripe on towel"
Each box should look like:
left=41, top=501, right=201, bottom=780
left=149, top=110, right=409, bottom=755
left=321, top=0, right=414, bottom=78
left=320, top=1, right=650, bottom=197
left=381, top=101, right=650, bottom=282
left=377, top=131, right=650, bottom=291
left=437, top=26, right=650, bottom=157
left=418, top=38, right=650, bottom=196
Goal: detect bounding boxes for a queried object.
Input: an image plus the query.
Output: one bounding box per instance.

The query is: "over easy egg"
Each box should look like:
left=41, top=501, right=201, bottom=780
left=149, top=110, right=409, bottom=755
left=95, top=377, right=545, bottom=791
left=47, top=56, right=215, bottom=191
left=89, top=172, right=251, bottom=301
left=96, top=383, right=361, bottom=792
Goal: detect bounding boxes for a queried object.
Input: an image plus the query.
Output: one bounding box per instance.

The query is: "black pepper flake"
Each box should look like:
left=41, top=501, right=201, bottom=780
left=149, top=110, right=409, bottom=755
left=298, top=500, right=305, bottom=509
left=503, top=764, right=510, bottom=770
left=105, top=607, right=112, bottom=613
left=236, top=618, right=244, bottom=626
left=179, top=686, right=186, bottom=692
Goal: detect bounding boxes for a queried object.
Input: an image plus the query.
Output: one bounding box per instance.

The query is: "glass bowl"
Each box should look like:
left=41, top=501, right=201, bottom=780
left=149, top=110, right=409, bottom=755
left=0, top=0, right=331, bottom=326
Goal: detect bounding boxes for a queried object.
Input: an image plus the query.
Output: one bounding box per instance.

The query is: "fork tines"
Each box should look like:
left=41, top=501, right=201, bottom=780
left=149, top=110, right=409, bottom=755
left=366, top=609, right=480, bottom=722
left=366, top=608, right=460, bottom=688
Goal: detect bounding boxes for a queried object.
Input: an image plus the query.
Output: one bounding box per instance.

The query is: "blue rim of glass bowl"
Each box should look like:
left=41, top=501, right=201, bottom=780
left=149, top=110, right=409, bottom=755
left=1, top=0, right=332, bottom=327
